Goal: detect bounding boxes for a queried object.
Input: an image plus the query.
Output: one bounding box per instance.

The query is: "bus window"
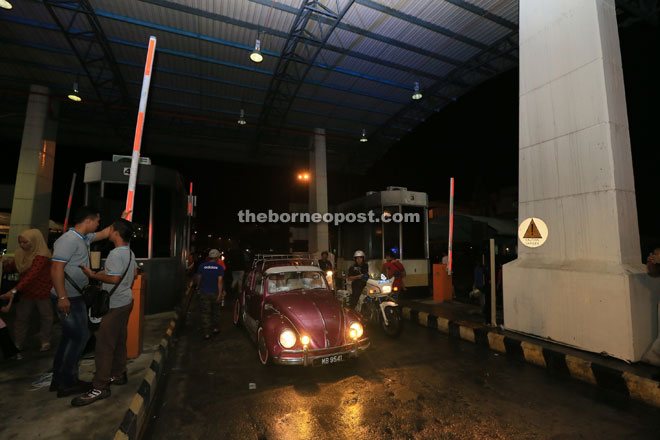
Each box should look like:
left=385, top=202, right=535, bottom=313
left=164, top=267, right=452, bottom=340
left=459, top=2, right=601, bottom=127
left=383, top=206, right=400, bottom=258
left=402, top=206, right=425, bottom=259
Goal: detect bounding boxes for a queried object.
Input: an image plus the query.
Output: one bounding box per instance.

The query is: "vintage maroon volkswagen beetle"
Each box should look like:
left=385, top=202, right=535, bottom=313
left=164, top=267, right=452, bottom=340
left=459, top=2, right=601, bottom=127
left=233, top=255, right=369, bottom=366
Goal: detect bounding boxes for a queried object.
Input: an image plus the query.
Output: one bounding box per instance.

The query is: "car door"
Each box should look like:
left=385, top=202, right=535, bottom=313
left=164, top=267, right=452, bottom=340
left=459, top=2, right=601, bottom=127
left=248, top=272, right=264, bottom=325
left=242, top=271, right=257, bottom=334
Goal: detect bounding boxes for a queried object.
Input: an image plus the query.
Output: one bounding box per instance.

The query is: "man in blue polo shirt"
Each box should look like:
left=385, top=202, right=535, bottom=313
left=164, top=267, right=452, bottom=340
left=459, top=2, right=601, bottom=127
left=195, top=249, right=224, bottom=340
left=50, top=206, right=127, bottom=397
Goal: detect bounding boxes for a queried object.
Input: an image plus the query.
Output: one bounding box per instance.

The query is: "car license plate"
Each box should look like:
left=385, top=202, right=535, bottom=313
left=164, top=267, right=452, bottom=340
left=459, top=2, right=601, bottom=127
left=319, top=354, right=343, bottom=365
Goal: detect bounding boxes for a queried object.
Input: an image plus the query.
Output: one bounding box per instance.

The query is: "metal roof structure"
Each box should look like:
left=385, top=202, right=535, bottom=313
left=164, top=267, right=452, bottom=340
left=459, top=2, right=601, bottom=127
left=0, top=1, right=654, bottom=172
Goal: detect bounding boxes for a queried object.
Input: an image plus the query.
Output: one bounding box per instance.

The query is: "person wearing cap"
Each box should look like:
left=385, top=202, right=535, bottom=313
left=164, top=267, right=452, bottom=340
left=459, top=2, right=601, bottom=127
left=346, top=250, right=369, bottom=308
left=195, top=249, right=224, bottom=339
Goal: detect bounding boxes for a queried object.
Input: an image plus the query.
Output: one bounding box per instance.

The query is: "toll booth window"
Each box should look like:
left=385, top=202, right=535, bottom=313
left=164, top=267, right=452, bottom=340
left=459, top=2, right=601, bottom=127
left=383, top=206, right=400, bottom=259
left=369, top=210, right=383, bottom=260
left=152, top=188, right=173, bottom=258
left=401, top=206, right=425, bottom=259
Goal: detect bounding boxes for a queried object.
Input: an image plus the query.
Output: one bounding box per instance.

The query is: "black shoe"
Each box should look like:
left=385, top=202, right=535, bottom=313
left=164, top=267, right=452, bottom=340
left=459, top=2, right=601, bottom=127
left=71, top=388, right=111, bottom=407
left=110, top=372, right=128, bottom=386
left=49, top=379, right=58, bottom=392
left=57, top=380, right=92, bottom=398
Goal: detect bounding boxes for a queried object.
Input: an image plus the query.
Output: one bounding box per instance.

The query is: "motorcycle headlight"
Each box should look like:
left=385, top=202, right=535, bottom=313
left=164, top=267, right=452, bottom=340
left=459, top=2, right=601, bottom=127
left=382, top=285, right=392, bottom=294
left=279, top=329, right=297, bottom=349
left=349, top=322, right=363, bottom=339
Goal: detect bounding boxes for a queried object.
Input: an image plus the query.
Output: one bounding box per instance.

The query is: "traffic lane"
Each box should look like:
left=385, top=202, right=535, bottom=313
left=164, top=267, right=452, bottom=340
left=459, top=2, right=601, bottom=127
left=147, top=308, right=660, bottom=440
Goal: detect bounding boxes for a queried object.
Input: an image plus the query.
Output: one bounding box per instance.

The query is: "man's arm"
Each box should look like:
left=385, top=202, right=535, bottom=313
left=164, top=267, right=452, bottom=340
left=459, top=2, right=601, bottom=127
left=81, top=267, right=121, bottom=284
left=51, top=261, right=70, bottom=315
left=92, top=210, right=131, bottom=242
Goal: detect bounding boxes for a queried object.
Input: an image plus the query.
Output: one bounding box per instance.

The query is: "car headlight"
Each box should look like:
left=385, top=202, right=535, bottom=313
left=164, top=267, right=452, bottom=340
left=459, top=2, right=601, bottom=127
left=349, top=322, right=363, bottom=339
left=382, top=285, right=392, bottom=294
left=279, top=329, right=297, bottom=348
left=301, top=335, right=311, bottom=346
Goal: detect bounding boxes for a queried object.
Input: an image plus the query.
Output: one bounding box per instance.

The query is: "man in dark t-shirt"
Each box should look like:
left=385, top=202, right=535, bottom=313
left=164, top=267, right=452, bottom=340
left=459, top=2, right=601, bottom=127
left=347, top=250, right=369, bottom=308
left=318, top=251, right=333, bottom=272
left=195, top=249, right=224, bottom=339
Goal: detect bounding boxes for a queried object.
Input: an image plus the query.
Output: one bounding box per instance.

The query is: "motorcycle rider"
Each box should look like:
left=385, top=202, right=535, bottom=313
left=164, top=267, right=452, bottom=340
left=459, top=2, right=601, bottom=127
left=346, top=250, right=370, bottom=308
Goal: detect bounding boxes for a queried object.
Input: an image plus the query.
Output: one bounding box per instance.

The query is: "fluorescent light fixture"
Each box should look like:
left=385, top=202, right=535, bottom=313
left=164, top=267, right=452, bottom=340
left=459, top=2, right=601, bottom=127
left=67, top=82, right=81, bottom=102
left=360, top=128, right=368, bottom=143
left=250, top=39, right=263, bottom=63
left=412, top=81, right=422, bottom=100
left=238, top=108, right=247, bottom=125
left=0, top=0, right=13, bottom=10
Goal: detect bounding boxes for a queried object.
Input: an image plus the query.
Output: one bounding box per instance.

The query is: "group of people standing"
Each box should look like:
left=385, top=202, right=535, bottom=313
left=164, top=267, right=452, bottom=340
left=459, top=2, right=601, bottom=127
left=0, top=206, right=137, bottom=407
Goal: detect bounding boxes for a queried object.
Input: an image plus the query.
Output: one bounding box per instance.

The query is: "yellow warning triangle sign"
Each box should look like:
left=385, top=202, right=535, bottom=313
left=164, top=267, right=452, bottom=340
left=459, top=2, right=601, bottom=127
left=523, top=219, right=543, bottom=239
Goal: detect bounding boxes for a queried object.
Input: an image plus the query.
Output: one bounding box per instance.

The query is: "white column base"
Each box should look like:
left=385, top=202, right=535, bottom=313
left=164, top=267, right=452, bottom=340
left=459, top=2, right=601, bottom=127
left=504, top=260, right=660, bottom=362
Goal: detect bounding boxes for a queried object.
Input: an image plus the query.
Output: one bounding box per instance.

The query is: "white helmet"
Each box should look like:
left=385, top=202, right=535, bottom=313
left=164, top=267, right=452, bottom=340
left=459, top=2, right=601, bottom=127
left=353, top=250, right=366, bottom=258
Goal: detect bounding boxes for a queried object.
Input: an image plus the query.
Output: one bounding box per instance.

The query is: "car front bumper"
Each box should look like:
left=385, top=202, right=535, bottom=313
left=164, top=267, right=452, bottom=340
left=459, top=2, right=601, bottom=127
left=273, top=339, right=370, bottom=366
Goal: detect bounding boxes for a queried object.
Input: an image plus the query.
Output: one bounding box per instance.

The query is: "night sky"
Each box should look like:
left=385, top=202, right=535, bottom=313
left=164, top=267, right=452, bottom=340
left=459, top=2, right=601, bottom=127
left=1, top=21, right=658, bottom=253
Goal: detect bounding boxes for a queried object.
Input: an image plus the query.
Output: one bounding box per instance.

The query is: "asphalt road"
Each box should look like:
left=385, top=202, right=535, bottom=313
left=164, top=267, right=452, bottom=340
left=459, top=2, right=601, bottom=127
left=146, top=306, right=660, bottom=440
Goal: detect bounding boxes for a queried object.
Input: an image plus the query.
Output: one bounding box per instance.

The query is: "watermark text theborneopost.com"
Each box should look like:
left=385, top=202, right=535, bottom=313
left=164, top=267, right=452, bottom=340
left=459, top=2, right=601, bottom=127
left=237, top=209, right=420, bottom=226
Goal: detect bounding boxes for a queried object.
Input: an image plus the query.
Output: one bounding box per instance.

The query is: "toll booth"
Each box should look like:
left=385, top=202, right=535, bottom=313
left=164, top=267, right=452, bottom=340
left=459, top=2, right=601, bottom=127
left=336, top=186, right=429, bottom=296
left=84, top=160, right=188, bottom=314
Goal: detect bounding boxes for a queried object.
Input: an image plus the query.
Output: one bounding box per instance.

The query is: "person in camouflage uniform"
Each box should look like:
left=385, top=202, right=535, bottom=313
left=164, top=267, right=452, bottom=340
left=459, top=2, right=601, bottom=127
left=195, top=249, right=224, bottom=340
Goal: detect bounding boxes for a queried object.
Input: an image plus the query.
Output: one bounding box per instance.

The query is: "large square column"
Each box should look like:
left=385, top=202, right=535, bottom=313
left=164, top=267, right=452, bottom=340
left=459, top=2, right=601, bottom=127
left=504, top=0, right=660, bottom=361
left=8, top=85, right=58, bottom=251
left=308, top=128, right=329, bottom=254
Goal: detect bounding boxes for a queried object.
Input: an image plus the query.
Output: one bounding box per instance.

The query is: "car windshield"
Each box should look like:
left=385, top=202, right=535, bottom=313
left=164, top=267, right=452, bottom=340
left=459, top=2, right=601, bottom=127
left=266, top=271, right=327, bottom=293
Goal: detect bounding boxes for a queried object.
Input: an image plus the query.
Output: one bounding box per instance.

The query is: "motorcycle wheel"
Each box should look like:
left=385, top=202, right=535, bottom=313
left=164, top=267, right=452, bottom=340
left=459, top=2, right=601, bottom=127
left=380, top=306, right=403, bottom=338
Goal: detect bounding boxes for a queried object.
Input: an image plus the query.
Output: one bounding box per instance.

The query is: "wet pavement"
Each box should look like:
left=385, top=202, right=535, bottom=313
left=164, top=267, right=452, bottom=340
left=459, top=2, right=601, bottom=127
left=146, top=307, right=660, bottom=440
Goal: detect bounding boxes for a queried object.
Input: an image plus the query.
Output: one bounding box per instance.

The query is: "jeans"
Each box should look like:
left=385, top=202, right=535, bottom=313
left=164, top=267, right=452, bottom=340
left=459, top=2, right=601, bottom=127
left=52, top=296, right=89, bottom=389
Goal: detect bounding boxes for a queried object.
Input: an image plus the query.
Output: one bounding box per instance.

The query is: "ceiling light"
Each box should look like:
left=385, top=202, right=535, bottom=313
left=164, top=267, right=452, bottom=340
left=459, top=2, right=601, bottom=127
left=250, top=39, right=263, bottom=63
left=238, top=108, right=246, bottom=125
left=412, top=81, right=422, bottom=100
left=67, top=82, right=81, bottom=102
left=360, top=128, right=368, bottom=143
left=0, top=0, right=12, bottom=10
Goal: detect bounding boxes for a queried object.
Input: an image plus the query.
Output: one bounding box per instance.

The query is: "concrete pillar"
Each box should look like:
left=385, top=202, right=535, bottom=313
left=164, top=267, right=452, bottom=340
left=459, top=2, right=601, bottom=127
left=308, top=128, right=329, bottom=255
left=8, top=85, right=58, bottom=251
left=505, top=0, right=660, bottom=362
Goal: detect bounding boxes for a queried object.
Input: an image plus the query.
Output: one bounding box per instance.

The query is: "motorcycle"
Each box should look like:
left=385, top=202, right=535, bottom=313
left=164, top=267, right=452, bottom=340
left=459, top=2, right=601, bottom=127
left=334, top=273, right=403, bottom=338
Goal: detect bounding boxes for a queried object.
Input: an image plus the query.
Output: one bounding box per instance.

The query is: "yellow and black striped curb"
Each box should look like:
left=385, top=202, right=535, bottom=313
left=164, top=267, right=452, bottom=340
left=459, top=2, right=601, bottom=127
left=401, top=306, right=660, bottom=409
left=113, top=313, right=179, bottom=440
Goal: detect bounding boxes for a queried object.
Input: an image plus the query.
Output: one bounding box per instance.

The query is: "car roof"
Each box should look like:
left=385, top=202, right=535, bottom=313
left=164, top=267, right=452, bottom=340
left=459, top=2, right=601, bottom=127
left=265, top=265, right=323, bottom=274
left=256, top=259, right=317, bottom=272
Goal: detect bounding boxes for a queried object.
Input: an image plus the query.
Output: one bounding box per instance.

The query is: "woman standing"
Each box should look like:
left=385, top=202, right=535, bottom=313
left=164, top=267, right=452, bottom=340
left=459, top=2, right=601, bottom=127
left=1, top=229, right=54, bottom=352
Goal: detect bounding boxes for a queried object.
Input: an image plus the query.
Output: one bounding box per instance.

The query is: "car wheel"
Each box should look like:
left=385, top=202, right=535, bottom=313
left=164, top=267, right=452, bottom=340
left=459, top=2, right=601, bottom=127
left=257, top=326, right=270, bottom=365
left=233, top=299, right=242, bottom=327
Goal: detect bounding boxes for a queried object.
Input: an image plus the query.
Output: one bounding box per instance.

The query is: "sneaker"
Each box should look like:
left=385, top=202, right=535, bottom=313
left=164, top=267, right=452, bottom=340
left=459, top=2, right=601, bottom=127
left=109, top=372, right=128, bottom=386
left=71, top=388, right=111, bottom=407
left=57, top=380, right=92, bottom=398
